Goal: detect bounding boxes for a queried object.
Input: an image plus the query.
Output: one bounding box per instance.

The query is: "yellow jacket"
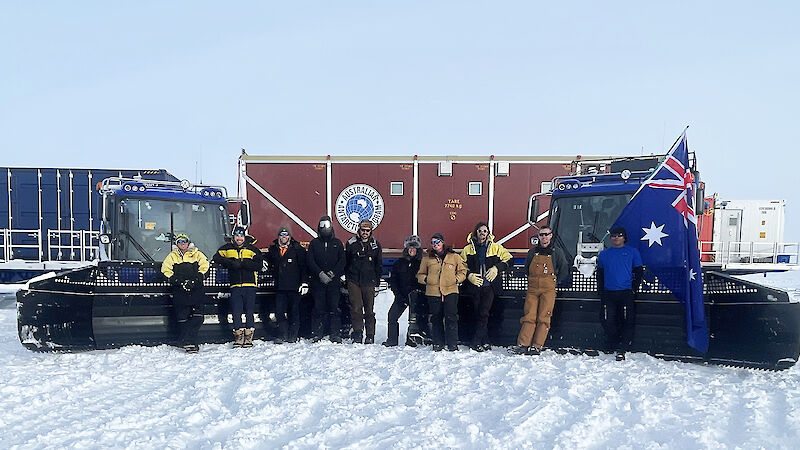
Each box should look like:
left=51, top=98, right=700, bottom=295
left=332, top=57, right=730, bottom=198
left=417, top=249, right=467, bottom=297
left=161, top=245, right=210, bottom=280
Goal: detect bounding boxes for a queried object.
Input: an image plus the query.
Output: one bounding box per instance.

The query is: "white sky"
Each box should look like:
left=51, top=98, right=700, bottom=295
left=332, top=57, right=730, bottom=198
left=2, top=1, right=797, bottom=240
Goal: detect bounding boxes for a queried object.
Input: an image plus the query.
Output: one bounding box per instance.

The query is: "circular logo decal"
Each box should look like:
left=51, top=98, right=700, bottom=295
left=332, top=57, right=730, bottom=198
left=335, top=184, right=385, bottom=233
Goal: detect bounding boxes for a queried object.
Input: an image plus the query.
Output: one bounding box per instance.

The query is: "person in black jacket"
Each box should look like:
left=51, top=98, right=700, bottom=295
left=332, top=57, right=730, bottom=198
left=212, top=226, right=263, bottom=348
left=383, top=235, right=426, bottom=347
left=307, top=216, right=346, bottom=343
left=345, top=219, right=383, bottom=344
left=266, top=225, right=309, bottom=343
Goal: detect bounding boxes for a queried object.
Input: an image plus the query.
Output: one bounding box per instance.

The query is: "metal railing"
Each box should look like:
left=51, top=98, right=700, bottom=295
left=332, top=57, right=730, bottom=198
left=0, top=229, right=43, bottom=262
left=47, top=229, right=99, bottom=262
left=699, top=241, right=799, bottom=265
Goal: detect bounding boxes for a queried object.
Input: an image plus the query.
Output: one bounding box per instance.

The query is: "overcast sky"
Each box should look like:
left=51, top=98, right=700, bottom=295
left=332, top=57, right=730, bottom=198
left=2, top=1, right=797, bottom=240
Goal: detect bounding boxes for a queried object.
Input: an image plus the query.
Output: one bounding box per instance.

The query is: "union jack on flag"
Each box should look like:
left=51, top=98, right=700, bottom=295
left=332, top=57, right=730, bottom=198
left=613, top=132, right=709, bottom=353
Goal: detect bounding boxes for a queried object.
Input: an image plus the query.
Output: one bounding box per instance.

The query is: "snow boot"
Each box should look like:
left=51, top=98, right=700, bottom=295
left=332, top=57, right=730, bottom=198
left=382, top=338, right=398, bottom=347
left=351, top=329, right=363, bottom=344
left=470, top=344, right=484, bottom=352
left=584, top=349, right=600, bottom=357
left=482, top=343, right=492, bottom=352
left=183, top=344, right=199, bottom=353
left=364, top=335, right=374, bottom=345
left=330, top=335, right=342, bottom=344
left=404, top=336, right=418, bottom=348
left=433, top=344, right=444, bottom=352
left=243, top=328, right=254, bottom=348
left=446, top=345, right=459, bottom=352
left=233, top=328, right=245, bottom=348
left=615, top=351, right=626, bottom=361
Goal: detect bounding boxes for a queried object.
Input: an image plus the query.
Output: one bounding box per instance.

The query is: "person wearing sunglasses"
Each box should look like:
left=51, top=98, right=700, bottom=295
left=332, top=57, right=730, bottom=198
left=266, top=226, right=309, bottom=344
left=416, top=233, right=467, bottom=351
left=510, top=226, right=569, bottom=356
left=307, top=215, right=346, bottom=343
left=460, top=222, right=513, bottom=352
left=161, top=232, right=210, bottom=353
left=597, top=226, right=643, bottom=361
left=213, top=226, right=264, bottom=348
left=345, top=219, right=383, bottom=344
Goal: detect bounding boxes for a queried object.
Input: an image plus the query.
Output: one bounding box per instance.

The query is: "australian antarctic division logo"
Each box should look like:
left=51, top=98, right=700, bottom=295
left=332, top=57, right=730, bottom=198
left=335, top=184, right=385, bottom=233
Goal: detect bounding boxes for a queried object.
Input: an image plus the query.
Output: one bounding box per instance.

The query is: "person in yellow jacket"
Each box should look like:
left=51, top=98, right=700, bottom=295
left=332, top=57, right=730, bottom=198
left=161, top=232, right=210, bottom=353
left=416, top=233, right=467, bottom=351
left=460, top=222, right=512, bottom=352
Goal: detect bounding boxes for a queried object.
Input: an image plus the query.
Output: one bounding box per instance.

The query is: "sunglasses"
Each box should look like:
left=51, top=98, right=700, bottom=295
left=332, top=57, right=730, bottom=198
left=477, top=229, right=489, bottom=234
left=279, top=232, right=289, bottom=237
left=359, top=228, right=371, bottom=233
left=233, top=231, right=245, bottom=236
left=611, top=233, right=625, bottom=237
left=538, top=232, right=552, bottom=237
left=176, top=239, right=189, bottom=244
left=431, top=239, right=442, bottom=245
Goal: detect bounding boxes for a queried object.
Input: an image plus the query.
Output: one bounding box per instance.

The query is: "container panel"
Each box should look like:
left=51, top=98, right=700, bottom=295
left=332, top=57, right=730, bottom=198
left=417, top=162, right=490, bottom=249
left=244, top=163, right=327, bottom=247
left=330, top=163, right=414, bottom=250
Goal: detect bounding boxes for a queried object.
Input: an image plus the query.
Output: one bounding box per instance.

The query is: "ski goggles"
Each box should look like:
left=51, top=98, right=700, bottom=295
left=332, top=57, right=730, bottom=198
left=233, top=230, right=246, bottom=236
left=431, top=239, right=443, bottom=245
left=279, top=231, right=290, bottom=237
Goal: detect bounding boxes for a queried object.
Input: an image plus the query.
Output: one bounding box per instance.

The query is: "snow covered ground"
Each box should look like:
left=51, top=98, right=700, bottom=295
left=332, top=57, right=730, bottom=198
left=2, top=271, right=800, bottom=448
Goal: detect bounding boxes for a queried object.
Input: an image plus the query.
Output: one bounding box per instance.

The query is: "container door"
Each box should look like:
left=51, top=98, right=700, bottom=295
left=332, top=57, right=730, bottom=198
left=719, top=209, right=742, bottom=262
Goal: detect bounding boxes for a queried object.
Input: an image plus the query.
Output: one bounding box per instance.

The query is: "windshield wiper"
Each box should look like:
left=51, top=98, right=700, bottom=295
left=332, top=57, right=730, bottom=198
left=120, top=230, right=155, bottom=262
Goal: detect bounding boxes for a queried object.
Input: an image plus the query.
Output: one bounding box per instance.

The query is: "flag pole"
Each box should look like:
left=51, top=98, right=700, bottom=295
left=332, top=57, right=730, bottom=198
left=628, top=127, right=689, bottom=201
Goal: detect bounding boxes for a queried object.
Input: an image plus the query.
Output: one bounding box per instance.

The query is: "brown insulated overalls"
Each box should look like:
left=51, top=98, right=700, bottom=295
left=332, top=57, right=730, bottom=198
left=517, top=253, right=557, bottom=348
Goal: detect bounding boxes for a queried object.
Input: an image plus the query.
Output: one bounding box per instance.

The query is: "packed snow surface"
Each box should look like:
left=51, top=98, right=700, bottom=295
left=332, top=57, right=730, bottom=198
left=2, top=271, right=800, bottom=448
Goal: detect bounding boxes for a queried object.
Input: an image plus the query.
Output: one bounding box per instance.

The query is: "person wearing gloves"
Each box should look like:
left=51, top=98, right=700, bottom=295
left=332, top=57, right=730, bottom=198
left=345, top=219, right=383, bottom=344
left=213, top=226, right=263, bottom=348
left=307, top=216, right=346, bottom=343
left=417, top=233, right=467, bottom=352
left=266, top=225, right=309, bottom=344
left=383, top=235, right=426, bottom=347
left=597, top=226, right=644, bottom=361
left=510, top=226, right=569, bottom=356
left=161, top=233, right=210, bottom=353
left=460, top=222, right=512, bottom=352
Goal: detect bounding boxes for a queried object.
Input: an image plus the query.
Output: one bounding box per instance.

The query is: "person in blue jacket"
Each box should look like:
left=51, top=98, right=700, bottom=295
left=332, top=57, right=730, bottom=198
left=596, top=226, right=644, bottom=361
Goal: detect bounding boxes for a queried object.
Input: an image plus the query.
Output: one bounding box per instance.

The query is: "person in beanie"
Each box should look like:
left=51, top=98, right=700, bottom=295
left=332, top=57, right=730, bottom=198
left=266, top=225, right=309, bottom=343
left=161, top=233, right=209, bottom=353
left=307, top=215, right=346, bottom=343
left=597, top=225, right=644, bottom=361
left=460, top=221, right=513, bottom=352
left=345, top=219, right=383, bottom=344
left=383, top=235, right=426, bottom=347
left=213, top=226, right=263, bottom=348
left=417, top=233, right=467, bottom=351
left=510, top=226, right=569, bottom=356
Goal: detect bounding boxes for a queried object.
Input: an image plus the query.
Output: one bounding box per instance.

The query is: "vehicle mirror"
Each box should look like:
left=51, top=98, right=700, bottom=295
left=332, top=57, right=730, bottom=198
left=99, top=234, right=111, bottom=245
left=239, top=201, right=250, bottom=227
left=528, top=195, right=540, bottom=225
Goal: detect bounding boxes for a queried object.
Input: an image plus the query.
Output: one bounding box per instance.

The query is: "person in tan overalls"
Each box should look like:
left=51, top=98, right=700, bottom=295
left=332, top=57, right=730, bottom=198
left=511, top=226, right=569, bottom=355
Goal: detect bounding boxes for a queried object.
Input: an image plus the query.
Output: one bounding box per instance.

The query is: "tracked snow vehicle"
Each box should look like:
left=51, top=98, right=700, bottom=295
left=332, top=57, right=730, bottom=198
left=15, top=177, right=275, bottom=350
left=479, top=154, right=800, bottom=370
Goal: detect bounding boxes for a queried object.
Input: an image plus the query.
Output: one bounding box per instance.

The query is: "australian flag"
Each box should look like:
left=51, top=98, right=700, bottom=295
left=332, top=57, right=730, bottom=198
left=612, top=133, right=709, bottom=353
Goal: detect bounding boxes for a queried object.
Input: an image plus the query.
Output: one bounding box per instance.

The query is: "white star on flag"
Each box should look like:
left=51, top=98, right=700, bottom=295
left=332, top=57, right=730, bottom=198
left=641, top=222, right=668, bottom=247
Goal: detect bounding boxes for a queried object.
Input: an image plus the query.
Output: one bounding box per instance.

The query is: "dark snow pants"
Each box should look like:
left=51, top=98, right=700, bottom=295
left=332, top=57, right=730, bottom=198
left=428, top=293, right=459, bottom=347
left=275, top=291, right=301, bottom=341
left=175, top=304, right=204, bottom=347
left=230, top=286, right=256, bottom=329
left=599, top=289, right=636, bottom=352
left=386, top=290, right=428, bottom=345
left=313, top=282, right=342, bottom=340
left=470, top=286, right=495, bottom=346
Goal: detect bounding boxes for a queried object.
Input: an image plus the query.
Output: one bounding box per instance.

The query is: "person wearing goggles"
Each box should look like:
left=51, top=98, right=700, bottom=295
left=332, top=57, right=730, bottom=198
left=266, top=226, right=309, bottom=343
left=510, top=225, right=569, bottom=356
left=416, top=233, right=467, bottom=352
left=161, top=232, right=210, bottom=353
left=213, top=226, right=264, bottom=348
left=460, top=222, right=513, bottom=352
left=345, top=219, right=383, bottom=344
